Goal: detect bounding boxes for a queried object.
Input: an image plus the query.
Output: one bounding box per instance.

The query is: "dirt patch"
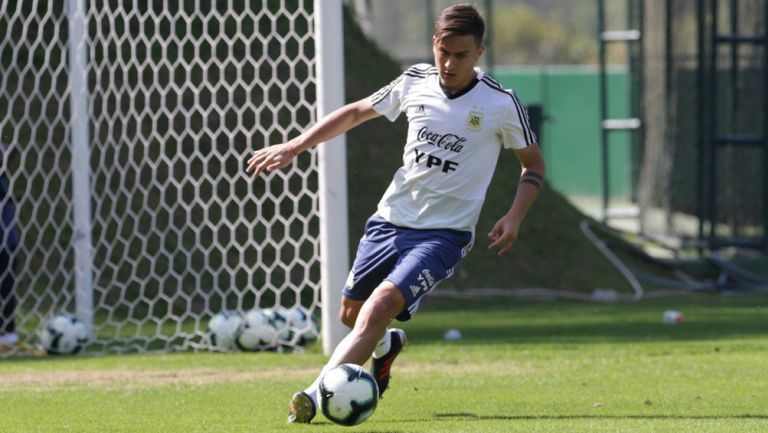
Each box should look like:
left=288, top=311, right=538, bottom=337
left=0, top=367, right=318, bottom=390
left=0, top=359, right=529, bottom=390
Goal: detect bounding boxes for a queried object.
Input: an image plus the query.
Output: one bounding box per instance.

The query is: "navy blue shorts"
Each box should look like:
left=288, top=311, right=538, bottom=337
left=342, top=215, right=473, bottom=321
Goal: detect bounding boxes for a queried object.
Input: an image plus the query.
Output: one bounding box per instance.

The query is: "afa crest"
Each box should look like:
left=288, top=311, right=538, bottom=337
left=466, top=111, right=483, bottom=131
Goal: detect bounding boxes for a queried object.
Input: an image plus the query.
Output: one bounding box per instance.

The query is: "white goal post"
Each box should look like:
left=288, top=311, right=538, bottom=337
left=0, top=0, right=348, bottom=356
left=315, top=0, right=350, bottom=355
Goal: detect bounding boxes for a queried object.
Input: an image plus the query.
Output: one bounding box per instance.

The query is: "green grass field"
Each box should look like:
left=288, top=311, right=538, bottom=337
left=2, top=293, right=767, bottom=433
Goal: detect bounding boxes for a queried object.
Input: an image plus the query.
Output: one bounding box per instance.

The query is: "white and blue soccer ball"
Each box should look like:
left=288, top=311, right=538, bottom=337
left=39, top=314, right=89, bottom=355
left=262, top=307, right=291, bottom=345
left=285, top=305, right=319, bottom=346
left=319, top=363, right=379, bottom=426
left=206, top=311, right=244, bottom=351
left=236, top=309, right=278, bottom=351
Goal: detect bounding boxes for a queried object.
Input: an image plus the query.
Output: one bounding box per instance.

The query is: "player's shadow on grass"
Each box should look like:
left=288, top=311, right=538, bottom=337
left=313, top=421, right=407, bottom=433
left=433, top=412, right=768, bottom=421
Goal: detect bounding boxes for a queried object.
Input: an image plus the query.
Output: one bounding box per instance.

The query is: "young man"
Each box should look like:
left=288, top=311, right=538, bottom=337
left=246, top=4, right=545, bottom=423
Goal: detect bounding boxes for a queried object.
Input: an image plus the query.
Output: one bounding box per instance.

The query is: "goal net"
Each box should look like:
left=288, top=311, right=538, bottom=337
left=0, top=0, right=329, bottom=355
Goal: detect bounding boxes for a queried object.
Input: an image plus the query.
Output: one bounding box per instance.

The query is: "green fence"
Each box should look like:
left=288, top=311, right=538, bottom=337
left=495, top=66, right=632, bottom=200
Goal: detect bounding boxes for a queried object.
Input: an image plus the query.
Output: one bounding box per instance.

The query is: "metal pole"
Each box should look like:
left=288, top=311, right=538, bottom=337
left=708, top=0, right=719, bottom=246
left=484, top=0, right=494, bottom=75
left=728, top=0, right=739, bottom=240
left=627, top=0, right=640, bottom=204
left=661, top=0, right=672, bottom=235
left=763, top=0, right=768, bottom=251
left=314, top=0, right=350, bottom=356
left=730, top=0, right=739, bottom=114
left=426, top=0, right=434, bottom=62
left=67, top=0, right=94, bottom=337
left=696, top=0, right=706, bottom=254
left=635, top=0, right=646, bottom=233
left=598, top=0, right=610, bottom=222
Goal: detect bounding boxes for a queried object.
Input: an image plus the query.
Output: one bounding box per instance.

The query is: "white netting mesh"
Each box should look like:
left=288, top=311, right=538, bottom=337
left=0, top=0, right=321, bottom=356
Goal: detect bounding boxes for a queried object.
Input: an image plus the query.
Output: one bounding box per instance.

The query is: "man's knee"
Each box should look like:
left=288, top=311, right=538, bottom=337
left=340, top=283, right=406, bottom=332
left=356, top=283, right=406, bottom=331
left=338, top=307, right=355, bottom=329
left=339, top=297, right=363, bottom=328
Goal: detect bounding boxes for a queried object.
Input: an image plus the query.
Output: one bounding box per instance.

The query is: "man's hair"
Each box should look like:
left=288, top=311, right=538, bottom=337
left=433, top=4, right=485, bottom=45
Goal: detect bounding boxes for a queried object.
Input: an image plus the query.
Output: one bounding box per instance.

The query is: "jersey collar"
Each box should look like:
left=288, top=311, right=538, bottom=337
left=438, top=67, right=484, bottom=100
left=439, top=78, right=479, bottom=99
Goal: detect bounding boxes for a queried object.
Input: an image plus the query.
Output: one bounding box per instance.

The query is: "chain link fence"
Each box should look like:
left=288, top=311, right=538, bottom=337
left=640, top=0, right=766, bottom=250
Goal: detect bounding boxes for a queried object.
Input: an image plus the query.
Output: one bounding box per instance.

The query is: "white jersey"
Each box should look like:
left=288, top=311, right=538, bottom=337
left=369, top=64, right=536, bottom=233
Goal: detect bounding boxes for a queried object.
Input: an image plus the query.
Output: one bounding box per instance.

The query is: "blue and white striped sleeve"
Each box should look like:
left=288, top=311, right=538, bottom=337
left=499, top=90, right=537, bottom=149
left=369, top=73, right=405, bottom=122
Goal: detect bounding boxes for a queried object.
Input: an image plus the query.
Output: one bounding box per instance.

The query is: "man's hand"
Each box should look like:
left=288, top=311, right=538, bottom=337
left=246, top=142, right=299, bottom=178
left=488, top=214, right=521, bottom=256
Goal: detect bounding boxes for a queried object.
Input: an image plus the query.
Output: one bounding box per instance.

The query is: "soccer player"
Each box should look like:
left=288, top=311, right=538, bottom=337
left=246, top=4, right=545, bottom=423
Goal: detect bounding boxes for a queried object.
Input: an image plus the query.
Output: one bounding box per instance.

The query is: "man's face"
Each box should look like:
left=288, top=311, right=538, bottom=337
left=433, top=34, right=484, bottom=94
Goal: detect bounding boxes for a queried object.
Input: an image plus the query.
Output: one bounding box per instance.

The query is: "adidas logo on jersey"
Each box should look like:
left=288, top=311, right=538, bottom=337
left=409, top=104, right=427, bottom=118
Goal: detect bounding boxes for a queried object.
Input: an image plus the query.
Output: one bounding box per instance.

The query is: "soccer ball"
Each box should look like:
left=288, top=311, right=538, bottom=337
left=285, top=305, right=319, bottom=346
left=39, top=314, right=89, bottom=355
left=262, top=307, right=291, bottom=345
left=236, top=309, right=278, bottom=351
left=319, top=363, right=379, bottom=426
left=663, top=310, right=684, bottom=324
left=206, top=311, right=244, bottom=351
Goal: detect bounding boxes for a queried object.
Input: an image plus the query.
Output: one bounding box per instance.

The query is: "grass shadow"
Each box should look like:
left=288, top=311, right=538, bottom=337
left=433, top=412, right=768, bottom=421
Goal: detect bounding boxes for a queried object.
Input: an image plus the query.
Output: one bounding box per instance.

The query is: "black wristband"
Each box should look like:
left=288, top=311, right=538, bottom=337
left=520, top=178, right=542, bottom=189
left=521, top=171, right=543, bottom=181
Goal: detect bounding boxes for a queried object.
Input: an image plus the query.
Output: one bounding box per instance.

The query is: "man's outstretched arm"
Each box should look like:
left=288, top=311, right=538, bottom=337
left=246, top=98, right=380, bottom=177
